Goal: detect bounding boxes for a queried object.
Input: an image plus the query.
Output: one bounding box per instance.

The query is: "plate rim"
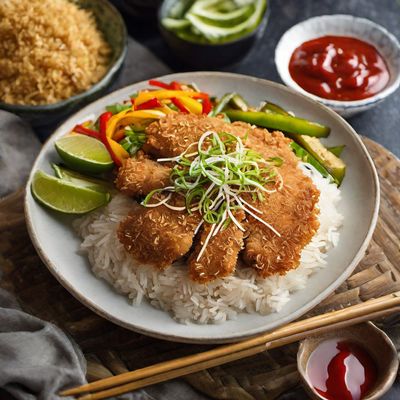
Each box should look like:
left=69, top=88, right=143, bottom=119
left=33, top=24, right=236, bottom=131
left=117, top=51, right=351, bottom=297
left=24, top=71, right=380, bottom=344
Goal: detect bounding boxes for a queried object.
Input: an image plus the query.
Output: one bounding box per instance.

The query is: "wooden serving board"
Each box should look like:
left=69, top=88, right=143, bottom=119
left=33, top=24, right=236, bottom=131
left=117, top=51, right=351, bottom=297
left=0, top=137, right=399, bottom=399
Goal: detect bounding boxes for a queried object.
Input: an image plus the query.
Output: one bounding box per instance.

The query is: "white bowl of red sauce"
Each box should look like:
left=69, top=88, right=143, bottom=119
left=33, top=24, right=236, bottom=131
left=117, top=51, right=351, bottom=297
left=275, top=15, right=400, bottom=117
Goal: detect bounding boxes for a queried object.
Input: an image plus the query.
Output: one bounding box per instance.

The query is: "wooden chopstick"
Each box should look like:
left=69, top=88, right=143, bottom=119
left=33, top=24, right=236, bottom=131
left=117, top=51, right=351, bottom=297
left=60, top=291, right=400, bottom=399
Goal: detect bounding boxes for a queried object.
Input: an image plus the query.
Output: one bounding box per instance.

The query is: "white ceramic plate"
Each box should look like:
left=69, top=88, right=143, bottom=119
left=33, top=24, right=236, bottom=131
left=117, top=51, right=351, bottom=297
left=25, top=72, right=379, bottom=344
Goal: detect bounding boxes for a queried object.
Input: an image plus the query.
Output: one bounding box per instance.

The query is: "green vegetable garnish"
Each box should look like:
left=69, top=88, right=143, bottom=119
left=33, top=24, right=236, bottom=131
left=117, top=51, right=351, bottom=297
left=120, top=126, right=146, bottom=156
left=142, top=130, right=282, bottom=260
left=105, top=103, right=131, bottom=115
left=210, top=92, right=236, bottom=116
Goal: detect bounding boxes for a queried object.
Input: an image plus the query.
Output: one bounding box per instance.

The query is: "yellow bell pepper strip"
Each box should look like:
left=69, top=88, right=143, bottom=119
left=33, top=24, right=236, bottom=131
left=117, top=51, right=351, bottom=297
left=135, top=90, right=205, bottom=106
left=105, top=110, right=165, bottom=140
left=177, top=95, right=203, bottom=114
left=155, top=104, right=177, bottom=114
left=107, top=137, right=129, bottom=166
left=99, top=112, right=128, bottom=167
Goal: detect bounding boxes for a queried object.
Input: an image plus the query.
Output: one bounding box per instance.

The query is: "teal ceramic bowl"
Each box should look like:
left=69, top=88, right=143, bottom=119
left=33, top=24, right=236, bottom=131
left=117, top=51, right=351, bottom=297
left=0, top=0, right=127, bottom=127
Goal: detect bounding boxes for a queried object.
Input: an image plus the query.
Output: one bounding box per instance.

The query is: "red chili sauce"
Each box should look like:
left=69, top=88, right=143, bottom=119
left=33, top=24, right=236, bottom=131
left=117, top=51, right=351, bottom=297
left=289, top=36, right=390, bottom=101
left=306, top=339, right=377, bottom=400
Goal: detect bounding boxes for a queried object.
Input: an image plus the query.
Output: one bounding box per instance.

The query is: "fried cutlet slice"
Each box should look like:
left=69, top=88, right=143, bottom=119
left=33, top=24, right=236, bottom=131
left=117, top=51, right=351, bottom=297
left=141, top=113, right=320, bottom=278
left=143, top=113, right=247, bottom=158
left=188, top=211, right=245, bottom=283
left=240, top=129, right=320, bottom=277
left=115, top=151, right=171, bottom=197
left=117, top=197, right=200, bottom=269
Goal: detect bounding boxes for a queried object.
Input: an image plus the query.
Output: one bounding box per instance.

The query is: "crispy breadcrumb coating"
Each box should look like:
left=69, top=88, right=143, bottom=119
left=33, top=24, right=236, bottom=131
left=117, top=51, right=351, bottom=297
left=118, top=113, right=320, bottom=281
left=118, top=198, right=201, bottom=270
left=115, top=151, right=171, bottom=197
left=188, top=211, right=245, bottom=283
left=238, top=126, right=320, bottom=277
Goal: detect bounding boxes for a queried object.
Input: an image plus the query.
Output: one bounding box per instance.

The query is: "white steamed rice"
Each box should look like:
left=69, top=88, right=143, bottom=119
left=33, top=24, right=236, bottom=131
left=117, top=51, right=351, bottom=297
left=74, top=164, right=343, bottom=324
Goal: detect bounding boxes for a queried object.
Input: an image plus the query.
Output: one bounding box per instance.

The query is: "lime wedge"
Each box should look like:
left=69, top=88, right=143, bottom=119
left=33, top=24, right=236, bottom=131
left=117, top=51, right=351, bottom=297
left=31, top=170, right=110, bottom=214
left=55, top=134, right=114, bottom=174
left=51, top=164, right=111, bottom=193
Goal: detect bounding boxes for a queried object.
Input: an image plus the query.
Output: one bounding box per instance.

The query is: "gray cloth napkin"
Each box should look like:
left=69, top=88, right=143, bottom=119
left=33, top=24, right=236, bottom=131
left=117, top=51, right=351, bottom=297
left=0, top=288, right=86, bottom=400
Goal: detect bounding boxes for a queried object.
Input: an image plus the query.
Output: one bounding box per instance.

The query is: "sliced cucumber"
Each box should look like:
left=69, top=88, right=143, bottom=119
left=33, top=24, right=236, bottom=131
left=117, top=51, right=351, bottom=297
left=229, top=94, right=249, bottom=111
left=287, top=134, right=346, bottom=185
left=327, top=145, right=345, bottom=157
left=190, top=0, right=252, bottom=22
left=290, top=142, right=333, bottom=181
left=260, top=101, right=290, bottom=116
left=211, top=92, right=237, bottom=116
left=169, top=0, right=196, bottom=18
left=185, top=0, right=266, bottom=40
left=162, top=17, right=191, bottom=30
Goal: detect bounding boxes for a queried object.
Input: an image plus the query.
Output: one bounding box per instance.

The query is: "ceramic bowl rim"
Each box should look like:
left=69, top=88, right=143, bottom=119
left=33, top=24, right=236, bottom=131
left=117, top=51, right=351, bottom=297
left=24, top=72, right=380, bottom=343
left=275, top=14, right=400, bottom=109
left=0, top=0, right=128, bottom=113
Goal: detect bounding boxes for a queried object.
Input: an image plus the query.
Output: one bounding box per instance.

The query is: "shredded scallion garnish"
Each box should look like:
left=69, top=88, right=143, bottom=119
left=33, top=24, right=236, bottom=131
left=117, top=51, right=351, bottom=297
left=142, top=130, right=283, bottom=260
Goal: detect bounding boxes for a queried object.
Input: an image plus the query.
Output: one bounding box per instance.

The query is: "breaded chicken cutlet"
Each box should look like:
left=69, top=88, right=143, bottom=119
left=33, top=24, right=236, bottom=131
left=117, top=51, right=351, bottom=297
left=118, top=196, right=201, bottom=269
left=188, top=211, right=245, bottom=283
left=116, top=113, right=320, bottom=283
left=115, top=151, right=171, bottom=197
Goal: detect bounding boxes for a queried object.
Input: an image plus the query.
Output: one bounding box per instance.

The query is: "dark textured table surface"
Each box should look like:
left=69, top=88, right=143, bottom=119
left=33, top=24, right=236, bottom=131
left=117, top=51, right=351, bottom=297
left=116, top=0, right=400, bottom=157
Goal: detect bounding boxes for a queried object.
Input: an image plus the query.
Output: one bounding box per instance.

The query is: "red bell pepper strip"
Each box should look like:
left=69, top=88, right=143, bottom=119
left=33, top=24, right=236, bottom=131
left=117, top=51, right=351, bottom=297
left=135, top=97, right=162, bottom=110
left=148, top=79, right=171, bottom=89
left=170, top=81, right=182, bottom=90
left=98, top=111, right=122, bottom=167
left=191, top=92, right=209, bottom=99
left=148, top=79, right=183, bottom=91
left=201, top=96, right=212, bottom=114
left=171, top=97, right=189, bottom=113
left=73, top=124, right=100, bottom=139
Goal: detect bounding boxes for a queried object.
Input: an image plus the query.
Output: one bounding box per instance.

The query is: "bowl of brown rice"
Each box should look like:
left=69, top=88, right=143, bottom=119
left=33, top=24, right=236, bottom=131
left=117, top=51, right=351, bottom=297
left=0, top=0, right=127, bottom=126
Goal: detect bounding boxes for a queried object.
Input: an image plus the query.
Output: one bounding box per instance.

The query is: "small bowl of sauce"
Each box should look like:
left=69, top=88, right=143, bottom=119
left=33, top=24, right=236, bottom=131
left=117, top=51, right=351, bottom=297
left=289, top=36, right=390, bottom=102
left=275, top=15, right=400, bottom=117
left=297, top=322, right=399, bottom=400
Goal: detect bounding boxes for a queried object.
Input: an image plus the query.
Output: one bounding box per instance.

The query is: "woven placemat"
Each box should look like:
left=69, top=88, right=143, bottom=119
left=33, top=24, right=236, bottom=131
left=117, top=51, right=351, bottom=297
left=0, top=137, right=399, bottom=399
